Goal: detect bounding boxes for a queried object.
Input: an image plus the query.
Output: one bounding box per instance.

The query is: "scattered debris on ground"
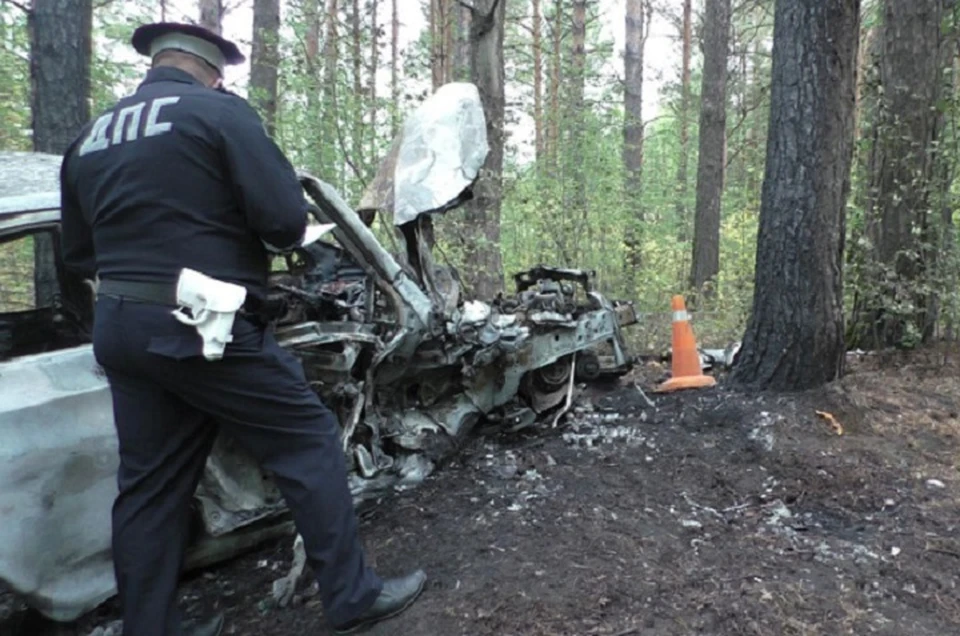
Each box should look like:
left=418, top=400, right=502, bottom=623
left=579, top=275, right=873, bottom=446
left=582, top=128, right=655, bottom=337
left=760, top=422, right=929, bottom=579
left=4, top=345, right=960, bottom=635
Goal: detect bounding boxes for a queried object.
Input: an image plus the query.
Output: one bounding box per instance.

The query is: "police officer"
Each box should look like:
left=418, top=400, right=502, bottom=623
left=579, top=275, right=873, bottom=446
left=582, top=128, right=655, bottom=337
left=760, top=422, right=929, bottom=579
left=59, top=22, right=426, bottom=636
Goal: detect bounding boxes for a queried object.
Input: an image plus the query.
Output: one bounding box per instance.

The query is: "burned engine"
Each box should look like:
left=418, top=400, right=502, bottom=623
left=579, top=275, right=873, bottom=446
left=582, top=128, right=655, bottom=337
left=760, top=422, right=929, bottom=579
left=248, top=194, right=635, bottom=508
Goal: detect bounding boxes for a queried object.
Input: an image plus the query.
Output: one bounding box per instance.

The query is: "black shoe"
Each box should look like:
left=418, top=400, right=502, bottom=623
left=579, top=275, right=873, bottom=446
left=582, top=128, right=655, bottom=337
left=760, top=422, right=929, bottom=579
left=182, top=612, right=224, bottom=636
left=333, top=570, right=427, bottom=635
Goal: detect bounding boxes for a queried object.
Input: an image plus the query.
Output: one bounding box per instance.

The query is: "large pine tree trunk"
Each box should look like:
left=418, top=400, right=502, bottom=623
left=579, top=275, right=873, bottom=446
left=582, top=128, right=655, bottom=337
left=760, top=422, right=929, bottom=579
left=689, top=0, right=731, bottom=298
left=458, top=0, right=506, bottom=298
left=848, top=0, right=954, bottom=348
left=623, top=0, right=646, bottom=271
left=675, top=0, right=692, bottom=241
left=30, top=0, right=92, bottom=305
left=730, top=0, right=860, bottom=391
left=250, top=0, right=280, bottom=136
left=30, top=0, right=91, bottom=155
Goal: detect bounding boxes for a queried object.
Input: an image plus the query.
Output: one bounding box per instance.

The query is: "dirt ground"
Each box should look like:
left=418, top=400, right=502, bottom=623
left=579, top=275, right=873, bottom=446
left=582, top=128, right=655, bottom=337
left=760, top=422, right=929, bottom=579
left=4, top=345, right=960, bottom=636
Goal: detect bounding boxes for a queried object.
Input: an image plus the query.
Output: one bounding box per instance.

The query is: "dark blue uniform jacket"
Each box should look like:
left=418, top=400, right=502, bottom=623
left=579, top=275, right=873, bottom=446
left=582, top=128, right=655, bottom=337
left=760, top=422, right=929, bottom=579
left=60, top=66, right=308, bottom=298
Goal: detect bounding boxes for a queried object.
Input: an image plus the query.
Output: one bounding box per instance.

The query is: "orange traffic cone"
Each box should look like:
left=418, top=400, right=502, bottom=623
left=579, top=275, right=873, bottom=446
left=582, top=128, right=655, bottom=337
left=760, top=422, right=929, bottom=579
left=655, top=295, right=717, bottom=393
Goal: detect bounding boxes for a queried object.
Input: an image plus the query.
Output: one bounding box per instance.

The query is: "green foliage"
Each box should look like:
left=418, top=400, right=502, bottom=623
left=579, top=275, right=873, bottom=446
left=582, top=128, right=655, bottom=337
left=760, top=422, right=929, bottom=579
left=845, top=0, right=960, bottom=349
left=90, top=2, right=154, bottom=114
left=0, top=235, right=36, bottom=312
left=0, top=5, right=31, bottom=151
left=28, top=0, right=960, bottom=355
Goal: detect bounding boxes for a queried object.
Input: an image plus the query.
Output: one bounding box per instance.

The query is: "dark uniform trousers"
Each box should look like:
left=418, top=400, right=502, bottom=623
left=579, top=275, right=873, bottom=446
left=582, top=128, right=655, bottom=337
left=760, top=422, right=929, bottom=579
left=92, top=294, right=383, bottom=635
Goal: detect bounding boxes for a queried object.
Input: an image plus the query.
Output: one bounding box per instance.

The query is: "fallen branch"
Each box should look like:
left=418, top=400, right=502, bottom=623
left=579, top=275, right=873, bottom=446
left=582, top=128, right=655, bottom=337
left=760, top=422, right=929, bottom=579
left=925, top=540, right=960, bottom=559
left=633, top=383, right=656, bottom=408
left=681, top=492, right=724, bottom=520
left=551, top=354, right=578, bottom=428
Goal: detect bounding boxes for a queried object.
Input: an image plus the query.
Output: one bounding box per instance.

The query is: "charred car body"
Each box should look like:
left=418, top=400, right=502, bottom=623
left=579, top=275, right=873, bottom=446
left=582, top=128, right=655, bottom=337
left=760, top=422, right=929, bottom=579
left=0, top=83, right=636, bottom=622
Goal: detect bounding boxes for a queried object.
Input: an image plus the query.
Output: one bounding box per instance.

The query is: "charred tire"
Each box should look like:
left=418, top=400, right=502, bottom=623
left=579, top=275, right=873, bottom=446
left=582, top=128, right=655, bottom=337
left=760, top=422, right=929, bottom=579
left=574, top=351, right=601, bottom=382
left=532, top=355, right=573, bottom=392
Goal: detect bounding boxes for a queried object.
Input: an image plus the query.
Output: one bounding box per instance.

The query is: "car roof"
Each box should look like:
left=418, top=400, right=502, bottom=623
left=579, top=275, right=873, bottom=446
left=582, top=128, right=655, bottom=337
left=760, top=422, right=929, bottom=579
left=0, top=151, right=62, bottom=226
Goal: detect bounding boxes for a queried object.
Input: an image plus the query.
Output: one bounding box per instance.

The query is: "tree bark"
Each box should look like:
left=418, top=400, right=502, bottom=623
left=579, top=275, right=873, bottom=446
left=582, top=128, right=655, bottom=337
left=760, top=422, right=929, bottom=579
left=391, top=0, right=400, bottom=135
left=453, top=0, right=472, bottom=79
left=675, top=0, right=692, bottom=241
left=321, top=0, right=339, bottom=178
left=730, top=0, right=860, bottom=391
left=30, top=0, right=91, bottom=155
left=250, top=0, right=280, bottom=137
left=430, top=0, right=445, bottom=89
left=305, top=0, right=320, bottom=62
left=351, top=0, right=363, bottom=165
left=546, top=0, right=562, bottom=167
left=323, top=0, right=338, bottom=96
left=849, top=0, right=955, bottom=348
left=457, top=0, right=506, bottom=298
left=689, top=0, right=731, bottom=298
left=199, top=0, right=223, bottom=34
left=369, top=0, right=379, bottom=162
left=533, top=0, right=545, bottom=163
left=29, top=0, right=92, bottom=306
left=568, top=0, right=588, bottom=220
left=623, top=0, right=646, bottom=271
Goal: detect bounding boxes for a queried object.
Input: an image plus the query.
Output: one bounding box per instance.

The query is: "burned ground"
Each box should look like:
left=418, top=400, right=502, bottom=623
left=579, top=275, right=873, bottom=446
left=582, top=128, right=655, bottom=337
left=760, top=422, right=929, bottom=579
left=4, top=346, right=960, bottom=636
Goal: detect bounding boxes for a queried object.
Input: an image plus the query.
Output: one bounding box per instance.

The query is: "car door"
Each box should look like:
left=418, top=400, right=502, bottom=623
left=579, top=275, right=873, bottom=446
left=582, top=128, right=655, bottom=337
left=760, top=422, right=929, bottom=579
left=0, top=211, right=120, bottom=622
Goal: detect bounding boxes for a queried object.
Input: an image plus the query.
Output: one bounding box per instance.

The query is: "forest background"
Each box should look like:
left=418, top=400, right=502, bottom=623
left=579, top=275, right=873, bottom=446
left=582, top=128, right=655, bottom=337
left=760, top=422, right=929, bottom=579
left=2, top=0, right=958, bottom=380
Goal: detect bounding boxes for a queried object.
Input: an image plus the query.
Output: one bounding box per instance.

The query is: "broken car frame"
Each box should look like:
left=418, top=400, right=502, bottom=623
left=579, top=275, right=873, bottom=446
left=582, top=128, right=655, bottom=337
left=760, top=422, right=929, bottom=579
left=0, top=83, right=637, bottom=623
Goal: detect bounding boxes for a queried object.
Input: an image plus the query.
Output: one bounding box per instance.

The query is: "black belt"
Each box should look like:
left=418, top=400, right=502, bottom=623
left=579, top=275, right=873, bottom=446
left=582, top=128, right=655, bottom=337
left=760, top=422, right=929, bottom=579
left=97, top=278, right=285, bottom=324
left=97, top=279, right=179, bottom=306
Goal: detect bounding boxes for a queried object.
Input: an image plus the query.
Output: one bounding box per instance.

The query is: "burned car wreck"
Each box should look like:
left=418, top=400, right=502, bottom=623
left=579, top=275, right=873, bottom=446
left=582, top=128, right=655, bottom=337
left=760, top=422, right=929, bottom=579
left=0, top=83, right=637, bottom=623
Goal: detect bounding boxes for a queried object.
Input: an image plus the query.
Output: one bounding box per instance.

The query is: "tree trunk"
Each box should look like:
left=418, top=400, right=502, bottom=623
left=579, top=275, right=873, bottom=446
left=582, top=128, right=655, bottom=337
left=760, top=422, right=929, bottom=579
left=444, top=0, right=457, bottom=83
left=323, top=0, right=338, bottom=97
left=351, top=0, right=363, bottom=165
left=568, top=0, right=588, bottom=221
left=199, top=0, right=223, bottom=34
left=546, top=0, right=562, bottom=167
left=369, top=0, right=379, bottom=162
left=675, top=0, right=692, bottom=241
left=302, top=0, right=322, bottom=173
left=322, top=0, right=339, bottom=179
left=305, top=0, right=320, bottom=62
left=430, top=0, right=444, bottom=89
left=391, top=0, right=399, bottom=135
left=689, top=0, right=731, bottom=298
left=623, top=0, right=646, bottom=271
left=730, top=0, right=860, bottom=391
left=453, top=1, right=472, bottom=79
left=457, top=0, right=506, bottom=298
left=533, top=0, right=545, bottom=163
left=29, top=0, right=92, bottom=306
left=250, top=0, right=280, bottom=137
left=849, top=0, right=955, bottom=348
